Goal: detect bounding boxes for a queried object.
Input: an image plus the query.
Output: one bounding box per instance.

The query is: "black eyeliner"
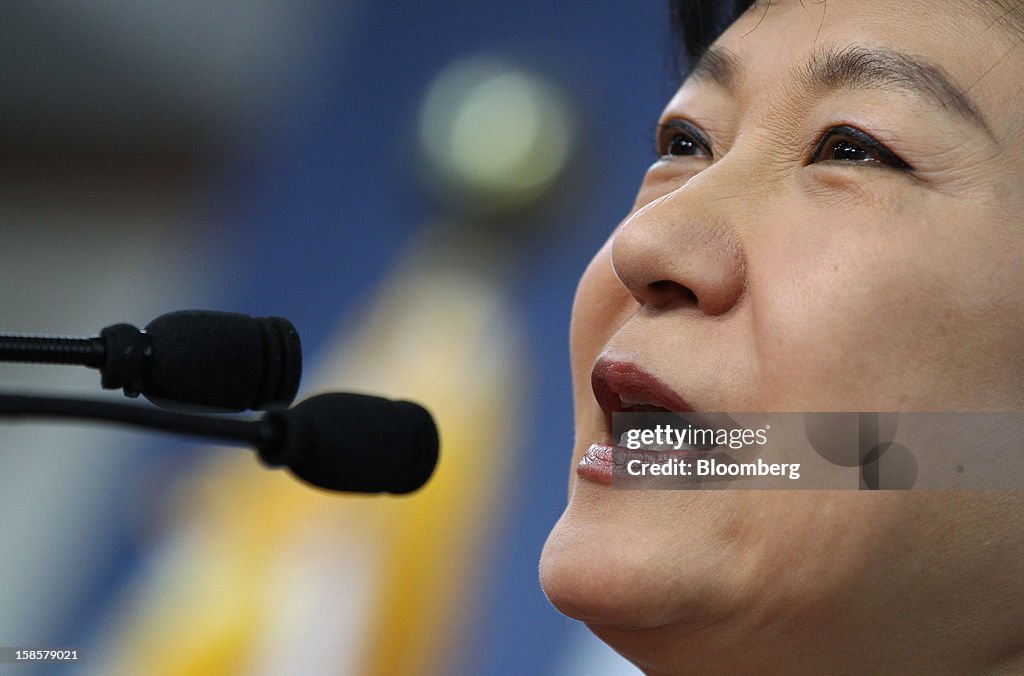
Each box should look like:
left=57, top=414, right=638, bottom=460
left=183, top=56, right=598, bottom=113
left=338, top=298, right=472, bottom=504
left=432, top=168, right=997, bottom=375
left=811, top=124, right=913, bottom=170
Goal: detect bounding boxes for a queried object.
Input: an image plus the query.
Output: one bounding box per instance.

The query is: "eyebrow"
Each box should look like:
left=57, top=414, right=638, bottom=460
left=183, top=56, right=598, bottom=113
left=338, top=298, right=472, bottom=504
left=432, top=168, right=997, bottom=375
left=687, top=44, right=994, bottom=137
left=688, top=45, right=741, bottom=91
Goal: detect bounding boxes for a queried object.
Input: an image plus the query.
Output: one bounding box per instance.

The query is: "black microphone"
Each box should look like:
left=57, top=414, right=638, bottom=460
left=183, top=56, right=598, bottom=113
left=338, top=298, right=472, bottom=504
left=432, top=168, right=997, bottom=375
left=0, top=310, right=301, bottom=412
left=258, top=393, right=440, bottom=494
left=0, top=392, right=439, bottom=494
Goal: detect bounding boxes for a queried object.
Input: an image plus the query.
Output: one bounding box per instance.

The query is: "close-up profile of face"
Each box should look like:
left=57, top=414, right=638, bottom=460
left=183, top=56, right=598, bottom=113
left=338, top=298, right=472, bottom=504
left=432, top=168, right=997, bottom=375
left=541, top=0, right=1024, bottom=673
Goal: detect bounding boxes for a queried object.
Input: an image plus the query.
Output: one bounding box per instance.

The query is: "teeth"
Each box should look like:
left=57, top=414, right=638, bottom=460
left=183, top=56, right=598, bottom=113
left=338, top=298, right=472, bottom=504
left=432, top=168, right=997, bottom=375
left=618, top=431, right=691, bottom=452
left=619, top=394, right=657, bottom=407
left=617, top=429, right=712, bottom=452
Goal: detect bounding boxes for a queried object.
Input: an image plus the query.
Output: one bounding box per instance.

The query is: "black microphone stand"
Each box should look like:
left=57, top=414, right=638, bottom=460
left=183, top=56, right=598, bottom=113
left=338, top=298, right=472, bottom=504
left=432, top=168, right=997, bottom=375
left=0, top=393, right=278, bottom=451
left=0, top=334, right=106, bottom=367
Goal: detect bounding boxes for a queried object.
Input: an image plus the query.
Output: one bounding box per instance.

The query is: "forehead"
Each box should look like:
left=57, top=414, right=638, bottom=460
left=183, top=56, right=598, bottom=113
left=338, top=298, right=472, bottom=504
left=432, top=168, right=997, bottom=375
left=694, top=0, right=1023, bottom=133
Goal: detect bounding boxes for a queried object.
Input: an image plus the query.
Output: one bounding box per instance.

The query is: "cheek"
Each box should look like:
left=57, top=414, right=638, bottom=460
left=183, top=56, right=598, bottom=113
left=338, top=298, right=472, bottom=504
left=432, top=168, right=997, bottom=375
left=751, top=233, right=930, bottom=406
left=569, top=237, right=636, bottom=381
left=748, top=202, right=1024, bottom=409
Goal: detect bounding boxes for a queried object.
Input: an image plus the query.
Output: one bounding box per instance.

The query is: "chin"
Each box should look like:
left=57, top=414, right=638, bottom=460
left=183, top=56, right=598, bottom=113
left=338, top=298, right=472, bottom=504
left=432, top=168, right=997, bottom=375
left=540, top=491, right=775, bottom=676
left=540, top=483, right=754, bottom=632
left=539, top=485, right=923, bottom=672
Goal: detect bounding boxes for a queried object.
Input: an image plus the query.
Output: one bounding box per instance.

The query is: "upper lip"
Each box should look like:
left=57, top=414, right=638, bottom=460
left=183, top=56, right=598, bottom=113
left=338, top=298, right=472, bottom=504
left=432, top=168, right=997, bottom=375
left=591, top=358, right=702, bottom=439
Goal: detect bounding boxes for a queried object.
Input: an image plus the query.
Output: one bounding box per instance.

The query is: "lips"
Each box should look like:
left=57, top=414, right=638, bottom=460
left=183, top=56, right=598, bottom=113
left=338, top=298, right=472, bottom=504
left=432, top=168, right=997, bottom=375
left=591, top=358, right=698, bottom=438
left=580, top=358, right=743, bottom=487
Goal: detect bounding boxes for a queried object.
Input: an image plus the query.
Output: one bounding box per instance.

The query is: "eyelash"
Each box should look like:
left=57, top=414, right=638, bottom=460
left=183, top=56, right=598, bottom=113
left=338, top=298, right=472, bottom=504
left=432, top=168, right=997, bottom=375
left=655, top=120, right=913, bottom=172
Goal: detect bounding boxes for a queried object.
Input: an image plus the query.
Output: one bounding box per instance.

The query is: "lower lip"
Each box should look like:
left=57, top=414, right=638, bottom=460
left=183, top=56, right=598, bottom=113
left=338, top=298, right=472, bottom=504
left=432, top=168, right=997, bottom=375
left=577, top=443, right=617, bottom=486
left=577, top=443, right=723, bottom=487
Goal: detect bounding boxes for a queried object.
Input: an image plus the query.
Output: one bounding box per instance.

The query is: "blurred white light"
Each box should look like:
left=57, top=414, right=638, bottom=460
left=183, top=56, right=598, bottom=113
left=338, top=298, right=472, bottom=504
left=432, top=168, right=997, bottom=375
left=419, top=56, right=574, bottom=214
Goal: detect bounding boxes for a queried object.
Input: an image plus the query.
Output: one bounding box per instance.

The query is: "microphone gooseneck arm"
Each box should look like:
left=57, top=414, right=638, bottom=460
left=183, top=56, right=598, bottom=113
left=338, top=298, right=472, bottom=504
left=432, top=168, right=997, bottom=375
left=0, top=334, right=106, bottom=367
left=0, top=393, right=276, bottom=448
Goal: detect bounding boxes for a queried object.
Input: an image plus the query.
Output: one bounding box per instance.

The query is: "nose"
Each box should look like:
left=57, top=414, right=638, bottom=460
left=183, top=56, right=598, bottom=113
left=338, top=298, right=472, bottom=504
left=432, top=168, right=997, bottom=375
left=610, top=178, right=746, bottom=316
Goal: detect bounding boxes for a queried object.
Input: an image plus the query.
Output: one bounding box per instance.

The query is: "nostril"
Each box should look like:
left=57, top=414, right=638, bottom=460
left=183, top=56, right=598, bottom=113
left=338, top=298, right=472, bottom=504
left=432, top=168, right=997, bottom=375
left=647, top=280, right=699, bottom=308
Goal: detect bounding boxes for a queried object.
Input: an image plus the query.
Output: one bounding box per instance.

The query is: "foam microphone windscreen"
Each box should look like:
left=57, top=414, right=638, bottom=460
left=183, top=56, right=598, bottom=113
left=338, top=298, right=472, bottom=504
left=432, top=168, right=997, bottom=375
left=142, top=310, right=301, bottom=411
left=267, top=393, right=440, bottom=494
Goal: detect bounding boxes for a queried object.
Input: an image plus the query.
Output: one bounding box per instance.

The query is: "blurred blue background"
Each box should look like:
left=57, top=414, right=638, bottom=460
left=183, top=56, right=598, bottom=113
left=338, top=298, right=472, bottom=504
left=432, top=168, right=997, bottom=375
left=0, top=2, right=676, bottom=673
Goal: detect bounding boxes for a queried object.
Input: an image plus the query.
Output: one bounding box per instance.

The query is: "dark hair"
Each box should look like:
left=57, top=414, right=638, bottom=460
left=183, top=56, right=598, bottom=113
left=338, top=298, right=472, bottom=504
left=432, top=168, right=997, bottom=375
left=670, top=0, right=1024, bottom=69
left=670, top=0, right=753, bottom=64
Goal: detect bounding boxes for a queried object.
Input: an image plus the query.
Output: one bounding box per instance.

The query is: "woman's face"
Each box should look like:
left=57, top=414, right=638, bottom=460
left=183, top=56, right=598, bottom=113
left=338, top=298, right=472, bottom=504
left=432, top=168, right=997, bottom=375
left=541, top=0, right=1024, bottom=673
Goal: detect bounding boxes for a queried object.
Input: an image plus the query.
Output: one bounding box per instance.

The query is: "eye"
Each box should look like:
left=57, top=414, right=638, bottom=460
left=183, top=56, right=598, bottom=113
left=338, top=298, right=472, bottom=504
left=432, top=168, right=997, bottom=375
left=810, top=125, right=912, bottom=170
left=656, top=119, right=712, bottom=159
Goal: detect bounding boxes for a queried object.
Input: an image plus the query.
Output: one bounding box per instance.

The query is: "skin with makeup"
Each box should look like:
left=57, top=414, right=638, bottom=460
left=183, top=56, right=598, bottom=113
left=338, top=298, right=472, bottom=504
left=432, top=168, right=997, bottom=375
left=540, top=0, right=1024, bottom=673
